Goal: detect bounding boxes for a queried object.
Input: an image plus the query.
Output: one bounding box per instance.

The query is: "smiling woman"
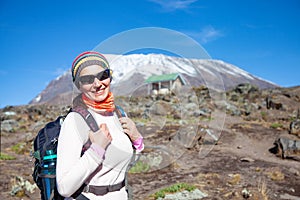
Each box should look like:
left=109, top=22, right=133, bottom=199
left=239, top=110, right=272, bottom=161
left=56, top=51, right=144, bottom=200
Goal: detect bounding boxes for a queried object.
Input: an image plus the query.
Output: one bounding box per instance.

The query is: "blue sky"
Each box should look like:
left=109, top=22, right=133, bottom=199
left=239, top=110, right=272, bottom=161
left=0, top=0, right=299, bottom=107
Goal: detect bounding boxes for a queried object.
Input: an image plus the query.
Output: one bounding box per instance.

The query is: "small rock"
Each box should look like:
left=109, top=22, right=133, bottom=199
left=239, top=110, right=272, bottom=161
left=162, top=189, right=208, bottom=200
left=10, top=176, right=37, bottom=197
left=242, top=188, right=252, bottom=199
left=240, top=157, right=255, bottom=162
left=4, top=111, right=16, bottom=116
left=1, top=119, right=18, bottom=132
left=280, top=193, right=300, bottom=200
left=289, top=168, right=300, bottom=176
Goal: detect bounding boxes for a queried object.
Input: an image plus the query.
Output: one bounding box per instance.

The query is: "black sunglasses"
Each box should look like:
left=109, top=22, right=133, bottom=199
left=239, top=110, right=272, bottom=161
left=79, top=69, right=110, bottom=85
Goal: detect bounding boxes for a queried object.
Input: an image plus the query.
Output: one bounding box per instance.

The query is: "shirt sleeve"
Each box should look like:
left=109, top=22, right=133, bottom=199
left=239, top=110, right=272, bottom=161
left=56, top=112, right=104, bottom=197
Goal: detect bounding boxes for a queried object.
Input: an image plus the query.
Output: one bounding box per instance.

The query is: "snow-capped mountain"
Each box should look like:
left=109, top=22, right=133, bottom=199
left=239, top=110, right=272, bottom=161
left=30, top=53, right=278, bottom=105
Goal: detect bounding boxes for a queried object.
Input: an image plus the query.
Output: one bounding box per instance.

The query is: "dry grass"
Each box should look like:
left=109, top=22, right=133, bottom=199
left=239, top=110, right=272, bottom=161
left=227, top=173, right=241, bottom=185
left=265, top=169, right=285, bottom=181
left=258, top=178, right=270, bottom=200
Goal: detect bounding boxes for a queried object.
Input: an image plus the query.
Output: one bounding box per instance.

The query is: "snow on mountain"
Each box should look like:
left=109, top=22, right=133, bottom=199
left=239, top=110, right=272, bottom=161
left=106, top=54, right=198, bottom=82
left=29, top=53, right=278, bottom=105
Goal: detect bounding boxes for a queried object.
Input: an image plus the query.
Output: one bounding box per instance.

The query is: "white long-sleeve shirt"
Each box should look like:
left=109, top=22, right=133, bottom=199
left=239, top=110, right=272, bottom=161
left=56, top=109, right=134, bottom=199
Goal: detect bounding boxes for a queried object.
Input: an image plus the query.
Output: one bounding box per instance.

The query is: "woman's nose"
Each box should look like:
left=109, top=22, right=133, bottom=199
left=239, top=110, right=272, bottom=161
left=93, top=77, right=102, bottom=86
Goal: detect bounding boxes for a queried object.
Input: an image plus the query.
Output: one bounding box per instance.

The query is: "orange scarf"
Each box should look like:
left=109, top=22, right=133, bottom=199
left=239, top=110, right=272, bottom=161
left=82, top=92, right=115, bottom=113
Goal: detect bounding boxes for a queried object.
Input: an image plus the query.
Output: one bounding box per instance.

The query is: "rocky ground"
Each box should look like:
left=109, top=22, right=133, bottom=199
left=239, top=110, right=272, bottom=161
left=1, top=84, right=300, bottom=200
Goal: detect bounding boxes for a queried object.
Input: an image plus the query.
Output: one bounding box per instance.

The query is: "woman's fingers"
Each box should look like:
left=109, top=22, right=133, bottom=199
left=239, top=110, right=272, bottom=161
left=99, top=123, right=112, bottom=140
left=89, top=123, right=112, bottom=149
left=119, top=117, right=141, bottom=141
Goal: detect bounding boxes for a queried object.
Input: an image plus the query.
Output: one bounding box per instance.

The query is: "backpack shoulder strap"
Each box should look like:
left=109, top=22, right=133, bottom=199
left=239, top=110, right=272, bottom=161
left=72, top=106, right=99, bottom=132
left=72, top=106, right=99, bottom=153
left=72, top=105, right=127, bottom=153
left=115, top=105, right=127, bottom=118
left=73, top=105, right=127, bottom=131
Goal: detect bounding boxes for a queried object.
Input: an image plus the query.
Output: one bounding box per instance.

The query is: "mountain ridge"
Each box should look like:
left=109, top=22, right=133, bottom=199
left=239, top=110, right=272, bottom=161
left=29, top=53, right=279, bottom=105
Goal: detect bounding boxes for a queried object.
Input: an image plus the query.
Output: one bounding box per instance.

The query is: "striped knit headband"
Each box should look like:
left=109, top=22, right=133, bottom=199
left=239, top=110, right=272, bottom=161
left=71, top=51, right=110, bottom=82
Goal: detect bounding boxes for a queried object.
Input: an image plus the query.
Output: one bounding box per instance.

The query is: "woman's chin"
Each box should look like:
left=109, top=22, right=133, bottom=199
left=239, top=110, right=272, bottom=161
left=92, top=93, right=107, bottom=102
left=92, top=96, right=105, bottom=102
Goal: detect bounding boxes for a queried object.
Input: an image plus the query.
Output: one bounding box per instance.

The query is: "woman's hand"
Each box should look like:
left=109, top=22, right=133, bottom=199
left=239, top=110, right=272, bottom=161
left=119, top=117, right=141, bottom=141
left=89, top=123, right=112, bottom=150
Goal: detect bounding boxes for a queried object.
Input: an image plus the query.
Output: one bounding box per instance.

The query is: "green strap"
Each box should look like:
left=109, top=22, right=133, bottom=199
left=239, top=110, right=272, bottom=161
left=33, top=150, right=41, bottom=161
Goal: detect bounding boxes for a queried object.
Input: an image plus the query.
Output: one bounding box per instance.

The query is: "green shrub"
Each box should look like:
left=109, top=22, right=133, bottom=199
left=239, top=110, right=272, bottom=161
left=0, top=152, right=16, bottom=160
left=152, top=183, right=196, bottom=199
left=270, top=123, right=283, bottom=129
left=11, top=142, right=27, bottom=154
left=261, top=111, right=267, bottom=120
left=129, top=160, right=150, bottom=173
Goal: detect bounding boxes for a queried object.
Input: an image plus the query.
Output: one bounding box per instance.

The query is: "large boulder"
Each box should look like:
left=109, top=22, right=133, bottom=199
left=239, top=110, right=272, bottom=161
left=272, top=137, right=300, bottom=161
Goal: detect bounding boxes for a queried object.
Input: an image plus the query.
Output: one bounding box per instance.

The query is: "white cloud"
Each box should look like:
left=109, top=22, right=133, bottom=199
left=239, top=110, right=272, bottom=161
left=186, top=26, right=224, bottom=44
left=149, top=0, right=198, bottom=11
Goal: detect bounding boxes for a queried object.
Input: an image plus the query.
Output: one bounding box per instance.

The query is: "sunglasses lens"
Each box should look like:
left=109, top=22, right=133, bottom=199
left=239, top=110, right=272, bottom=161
left=99, top=69, right=110, bottom=80
left=79, top=75, right=94, bottom=84
left=79, top=69, right=110, bottom=85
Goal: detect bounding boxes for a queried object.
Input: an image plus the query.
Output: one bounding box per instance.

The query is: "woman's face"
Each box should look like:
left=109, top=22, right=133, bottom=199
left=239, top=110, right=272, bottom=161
left=79, top=65, right=111, bottom=102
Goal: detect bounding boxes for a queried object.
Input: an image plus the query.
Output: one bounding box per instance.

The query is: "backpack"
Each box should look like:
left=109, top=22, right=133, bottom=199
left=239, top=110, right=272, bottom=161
left=32, top=105, right=128, bottom=200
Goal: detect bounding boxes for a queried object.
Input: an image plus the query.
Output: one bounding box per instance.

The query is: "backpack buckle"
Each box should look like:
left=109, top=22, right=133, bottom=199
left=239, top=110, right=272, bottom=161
left=84, top=185, right=90, bottom=193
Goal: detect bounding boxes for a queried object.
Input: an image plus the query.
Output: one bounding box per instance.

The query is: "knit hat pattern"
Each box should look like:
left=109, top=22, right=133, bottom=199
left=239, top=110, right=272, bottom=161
left=71, top=51, right=110, bottom=82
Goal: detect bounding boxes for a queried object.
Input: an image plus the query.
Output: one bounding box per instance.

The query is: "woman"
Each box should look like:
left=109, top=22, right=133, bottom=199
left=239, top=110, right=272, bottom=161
left=56, top=51, right=144, bottom=200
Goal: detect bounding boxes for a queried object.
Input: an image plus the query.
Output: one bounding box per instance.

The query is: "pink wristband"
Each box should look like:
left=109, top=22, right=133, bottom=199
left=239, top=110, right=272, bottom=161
left=133, top=136, right=144, bottom=151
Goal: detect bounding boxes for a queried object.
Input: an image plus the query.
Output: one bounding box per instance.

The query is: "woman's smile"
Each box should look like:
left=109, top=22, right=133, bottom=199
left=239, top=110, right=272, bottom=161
left=94, top=86, right=106, bottom=96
